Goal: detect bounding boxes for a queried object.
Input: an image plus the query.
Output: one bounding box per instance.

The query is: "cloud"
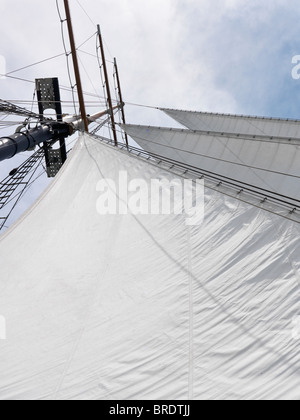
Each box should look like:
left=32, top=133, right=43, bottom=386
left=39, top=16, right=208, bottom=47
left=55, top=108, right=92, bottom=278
left=176, top=0, right=300, bottom=116
left=1, top=0, right=300, bottom=227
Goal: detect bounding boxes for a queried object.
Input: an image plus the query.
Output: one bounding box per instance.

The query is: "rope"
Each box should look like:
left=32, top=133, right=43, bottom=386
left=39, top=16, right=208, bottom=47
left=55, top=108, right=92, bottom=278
left=95, top=34, right=113, bottom=142
left=5, top=54, right=66, bottom=76
left=56, top=0, right=77, bottom=116
left=75, top=0, right=96, bottom=27
left=94, top=133, right=300, bottom=211
left=0, top=99, right=44, bottom=120
left=0, top=151, right=46, bottom=231
left=127, top=132, right=300, bottom=181
left=113, top=64, right=126, bottom=145
left=0, top=69, right=111, bottom=103
left=77, top=32, right=97, bottom=50
left=77, top=53, right=102, bottom=103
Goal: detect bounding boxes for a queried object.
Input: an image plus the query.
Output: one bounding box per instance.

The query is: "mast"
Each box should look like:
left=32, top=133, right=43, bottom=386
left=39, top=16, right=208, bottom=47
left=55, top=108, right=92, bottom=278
left=63, top=0, right=89, bottom=132
left=114, top=58, right=129, bottom=148
left=97, top=25, right=118, bottom=146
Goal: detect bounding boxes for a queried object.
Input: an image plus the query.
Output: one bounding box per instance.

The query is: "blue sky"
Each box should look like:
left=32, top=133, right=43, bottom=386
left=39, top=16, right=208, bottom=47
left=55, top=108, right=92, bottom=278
left=207, top=1, right=300, bottom=117
left=1, top=0, right=300, bottom=118
left=164, top=1, right=300, bottom=117
left=1, top=0, right=300, bottom=228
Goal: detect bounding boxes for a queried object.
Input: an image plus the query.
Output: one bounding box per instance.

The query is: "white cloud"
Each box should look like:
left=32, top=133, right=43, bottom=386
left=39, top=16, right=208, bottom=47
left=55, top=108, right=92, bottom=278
left=1, top=0, right=300, bottom=227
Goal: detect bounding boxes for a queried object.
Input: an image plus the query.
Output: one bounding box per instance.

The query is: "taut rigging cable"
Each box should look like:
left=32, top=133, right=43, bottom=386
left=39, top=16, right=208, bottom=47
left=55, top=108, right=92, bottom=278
left=94, top=133, right=300, bottom=215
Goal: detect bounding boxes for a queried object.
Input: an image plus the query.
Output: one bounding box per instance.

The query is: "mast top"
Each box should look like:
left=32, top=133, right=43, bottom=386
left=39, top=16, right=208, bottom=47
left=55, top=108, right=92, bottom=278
left=63, top=0, right=89, bottom=132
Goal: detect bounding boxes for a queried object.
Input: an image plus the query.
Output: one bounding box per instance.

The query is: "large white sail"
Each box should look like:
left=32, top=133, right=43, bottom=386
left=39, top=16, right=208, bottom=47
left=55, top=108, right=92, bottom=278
left=162, top=108, right=300, bottom=138
left=0, top=134, right=299, bottom=400
left=123, top=124, right=300, bottom=200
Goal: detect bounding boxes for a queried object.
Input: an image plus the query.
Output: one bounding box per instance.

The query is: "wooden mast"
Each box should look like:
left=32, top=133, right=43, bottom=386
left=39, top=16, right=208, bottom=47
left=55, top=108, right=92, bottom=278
left=63, top=0, right=89, bottom=132
left=97, top=25, right=118, bottom=146
left=114, top=58, right=129, bottom=148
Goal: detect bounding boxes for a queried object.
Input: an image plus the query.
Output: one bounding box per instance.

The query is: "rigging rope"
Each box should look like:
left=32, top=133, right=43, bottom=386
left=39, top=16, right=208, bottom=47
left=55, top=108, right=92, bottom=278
left=75, top=0, right=96, bottom=27
left=77, top=32, right=97, bottom=50
left=78, top=54, right=102, bottom=104
left=95, top=33, right=113, bottom=142
left=0, top=148, right=46, bottom=231
left=0, top=69, right=112, bottom=103
left=56, top=0, right=77, bottom=116
left=0, top=34, right=97, bottom=79
left=113, top=126, right=300, bottom=183
left=94, top=133, right=300, bottom=214
left=113, top=64, right=126, bottom=145
left=0, top=132, right=79, bottom=232
left=0, top=1, right=120, bottom=229
left=5, top=54, right=66, bottom=76
left=0, top=99, right=43, bottom=120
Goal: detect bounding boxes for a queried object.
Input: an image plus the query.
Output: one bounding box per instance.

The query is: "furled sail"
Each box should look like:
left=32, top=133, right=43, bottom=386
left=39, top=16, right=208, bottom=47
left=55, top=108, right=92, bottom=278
left=0, top=133, right=299, bottom=400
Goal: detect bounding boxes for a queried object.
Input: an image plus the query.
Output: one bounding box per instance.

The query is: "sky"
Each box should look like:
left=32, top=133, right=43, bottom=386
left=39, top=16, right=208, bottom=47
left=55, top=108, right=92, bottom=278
left=1, top=0, right=300, bottom=229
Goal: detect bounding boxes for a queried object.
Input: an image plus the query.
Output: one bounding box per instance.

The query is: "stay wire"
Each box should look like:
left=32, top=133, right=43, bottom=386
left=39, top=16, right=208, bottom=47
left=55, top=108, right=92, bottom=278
left=5, top=53, right=66, bottom=76
left=77, top=53, right=102, bottom=104
left=111, top=126, right=300, bottom=205
left=0, top=154, right=45, bottom=230
left=0, top=69, right=112, bottom=103
left=75, top=0, right=96, bottom=27
left=56, top=0, right=77, bottom=115
left=1, top=135, right=79, bottom=227
left=113, top=65, right=125, bottom=145
left=77, top=32, right=97, bottom=50
left=95, top=34, right=112, bottom=142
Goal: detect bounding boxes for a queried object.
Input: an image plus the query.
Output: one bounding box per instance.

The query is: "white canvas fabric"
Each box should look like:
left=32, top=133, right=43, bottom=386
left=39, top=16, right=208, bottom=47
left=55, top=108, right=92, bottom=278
left=123, top=124, right=300, bottom=201
left=162, top=108, right=300, bottom=139
left=0, top=134, right=299, bottom=400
